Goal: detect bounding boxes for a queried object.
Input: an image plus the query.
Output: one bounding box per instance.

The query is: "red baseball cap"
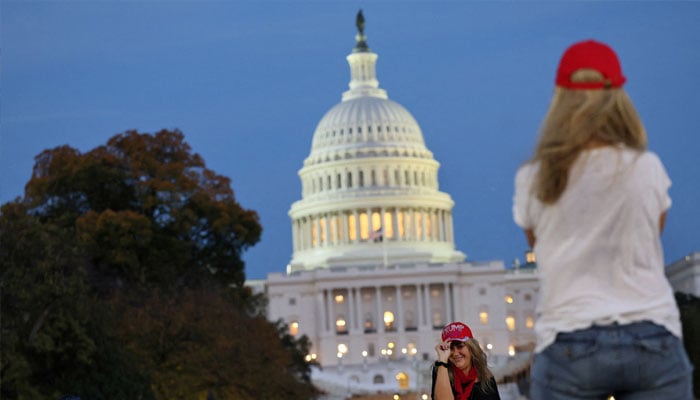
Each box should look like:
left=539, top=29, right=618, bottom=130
left=555, top=39, right=626, bottom=90
left=441, top=322, right=473, bottom=342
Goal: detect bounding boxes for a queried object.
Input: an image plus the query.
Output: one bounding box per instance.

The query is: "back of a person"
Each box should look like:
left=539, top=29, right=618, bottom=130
left=512, top=39, right=693, bottom=399
left=531, top=146, right=680, bottom=345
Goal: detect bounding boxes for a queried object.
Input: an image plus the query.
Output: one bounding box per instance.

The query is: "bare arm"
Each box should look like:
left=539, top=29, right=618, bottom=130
left=433, top=342, right=454, bottom=400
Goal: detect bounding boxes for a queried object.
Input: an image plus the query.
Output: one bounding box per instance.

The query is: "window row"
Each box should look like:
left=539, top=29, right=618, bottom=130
left=317, top=123, right=418, bottom=142
left=477, top=307, right=535, bottom=331
left=324, top=285, right=451, bottom=334
left=292, top=207, right=453, bottom=250
left=303, top=165, right=437, bottom=195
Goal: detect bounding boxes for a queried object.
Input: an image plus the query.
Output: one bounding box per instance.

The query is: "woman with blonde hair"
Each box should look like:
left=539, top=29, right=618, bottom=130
left=513, top=39, right=693, bottom=399
left=431, top=322, right=500, bottom=400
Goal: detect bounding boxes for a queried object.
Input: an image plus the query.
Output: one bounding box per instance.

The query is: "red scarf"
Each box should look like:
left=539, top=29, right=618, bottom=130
left=451, top=364, right=478, bottom=400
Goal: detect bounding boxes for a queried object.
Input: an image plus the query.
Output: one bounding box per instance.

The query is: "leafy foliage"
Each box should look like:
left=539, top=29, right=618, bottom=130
left=1, top=129, right=316, bottom=399
left=25, top=130, right=261, bottom=293
left=118, top=288, right=316, bottom=400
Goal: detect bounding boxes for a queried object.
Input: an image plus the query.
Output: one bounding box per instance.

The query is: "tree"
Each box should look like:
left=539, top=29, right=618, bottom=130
left=0, top=202, right=153, bottom=399
left=25, top=129, right=262, bottom=293
left=118, top=287, right=316, bottom=400
left=2, top=129, right=316, bottom=399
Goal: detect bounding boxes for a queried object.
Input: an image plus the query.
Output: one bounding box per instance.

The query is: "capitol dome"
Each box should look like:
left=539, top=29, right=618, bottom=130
left=288, top=14, right=465, bottom=272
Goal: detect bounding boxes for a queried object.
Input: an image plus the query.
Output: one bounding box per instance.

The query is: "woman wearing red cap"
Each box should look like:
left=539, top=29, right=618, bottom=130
left=513, top=40, right=693, bottom=399
left=431, top=321, right=500, bottom=400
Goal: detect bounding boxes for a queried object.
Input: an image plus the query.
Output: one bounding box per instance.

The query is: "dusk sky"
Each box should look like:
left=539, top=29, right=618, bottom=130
left=2, top=1, right=699, bottom=280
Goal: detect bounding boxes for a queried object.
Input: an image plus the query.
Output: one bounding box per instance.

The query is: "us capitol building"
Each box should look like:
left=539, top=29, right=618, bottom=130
left=253, top=12, right=700, bottom=399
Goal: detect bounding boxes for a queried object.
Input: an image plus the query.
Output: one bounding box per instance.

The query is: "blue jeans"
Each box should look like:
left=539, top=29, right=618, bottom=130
left=531, top=321, right=693, bottom=400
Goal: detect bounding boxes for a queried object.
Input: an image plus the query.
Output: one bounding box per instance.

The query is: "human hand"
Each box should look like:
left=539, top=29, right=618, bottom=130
left=434, top=341, right=450, bottom=363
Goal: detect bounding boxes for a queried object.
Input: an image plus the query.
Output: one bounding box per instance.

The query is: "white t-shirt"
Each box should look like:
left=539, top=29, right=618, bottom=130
left=513, top=146, right=681, bottom=352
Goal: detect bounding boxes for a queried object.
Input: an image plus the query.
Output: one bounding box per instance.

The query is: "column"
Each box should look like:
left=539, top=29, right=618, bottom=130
left=353, top=210, right=359, bottom=243
left=326, top=289, right=334, bottom=333
left=340, top=211, right=350, bottom=244
left=447, top=213, right=454, bottom=243
left=396, top=285, right=404, bottom=331
left=317, top=291, right=327, bottom=333
left=375, top=286, right=384, bottom=333
left=444, top=283, right=452, bottom=325
left=424, top=284, right=432, bottom=328
left=421, top=209, right=427, bottom=241
left=304, top=218, right=311, bottom=249
left=417, top=284, right=425, bottom=328
left=438, top=210, right=446, bottom=242
left=348, top=287, right=356, bottom=332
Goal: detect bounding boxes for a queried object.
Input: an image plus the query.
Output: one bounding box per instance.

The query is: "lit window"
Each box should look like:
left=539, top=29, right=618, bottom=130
left=505, top=295, right=514, bottom=304
left=396, top=372, right=409, bottom=389
left=526, top=316, right=534, bottom=329
left=479, top=311, right=489, bottom=325
left=506, top=316, right=516, bottom=331
left=359, top=212, right=369, bottom=240
left=319, top=218, right=326, bottom=244
left=311, top=220, right=317, bottom=246
left=383, top=311, right=395, bottom=330
left=336, top=318, right=347, bottom=333
left=348, top=214, right=357, bottom=241
left=335, top=294, right=344, bottom=303
left=290, top=321, right=299, bottom=336
left=383, top=211, right=394, bottom=239
left=371, top=211, right=381, bottom=233
left=526, top=250, right=536, bottom=263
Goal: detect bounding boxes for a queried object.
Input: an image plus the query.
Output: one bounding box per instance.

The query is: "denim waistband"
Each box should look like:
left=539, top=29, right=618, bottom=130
left=556, top=320, right=670, bottom=342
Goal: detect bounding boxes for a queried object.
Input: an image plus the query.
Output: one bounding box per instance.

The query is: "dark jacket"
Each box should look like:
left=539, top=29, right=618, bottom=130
left=430, top=364, right=501, bottom=400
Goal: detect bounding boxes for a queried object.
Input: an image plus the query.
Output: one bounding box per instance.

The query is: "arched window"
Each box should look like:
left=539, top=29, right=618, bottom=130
left=396, top=372, right=409, bottom=390
left=373, top=375, right=385, bottom=384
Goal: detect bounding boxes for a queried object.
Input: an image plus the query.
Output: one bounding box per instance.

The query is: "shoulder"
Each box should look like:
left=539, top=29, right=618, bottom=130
left=514, top=162, right=539, bottom=195
left=615, top=148, right=664, bottom=169
left=515, top=162, right=538, bottom=182
left=637, top=150, right=666, bottom=169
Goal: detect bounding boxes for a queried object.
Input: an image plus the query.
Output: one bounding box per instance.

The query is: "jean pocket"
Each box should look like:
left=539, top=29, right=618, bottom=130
left=546, top=338, right=598, bottom=363
left=635, top=334, right=673, bottom=355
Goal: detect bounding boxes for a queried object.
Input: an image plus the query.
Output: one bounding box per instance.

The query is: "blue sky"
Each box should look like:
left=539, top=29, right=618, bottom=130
left=2, top=1, right=699, bottom=280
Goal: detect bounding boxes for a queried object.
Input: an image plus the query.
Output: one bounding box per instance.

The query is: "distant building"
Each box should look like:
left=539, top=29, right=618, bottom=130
left=666, top=252, right=700, bottom=296
left=254, top=13, right=698, bottom=399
